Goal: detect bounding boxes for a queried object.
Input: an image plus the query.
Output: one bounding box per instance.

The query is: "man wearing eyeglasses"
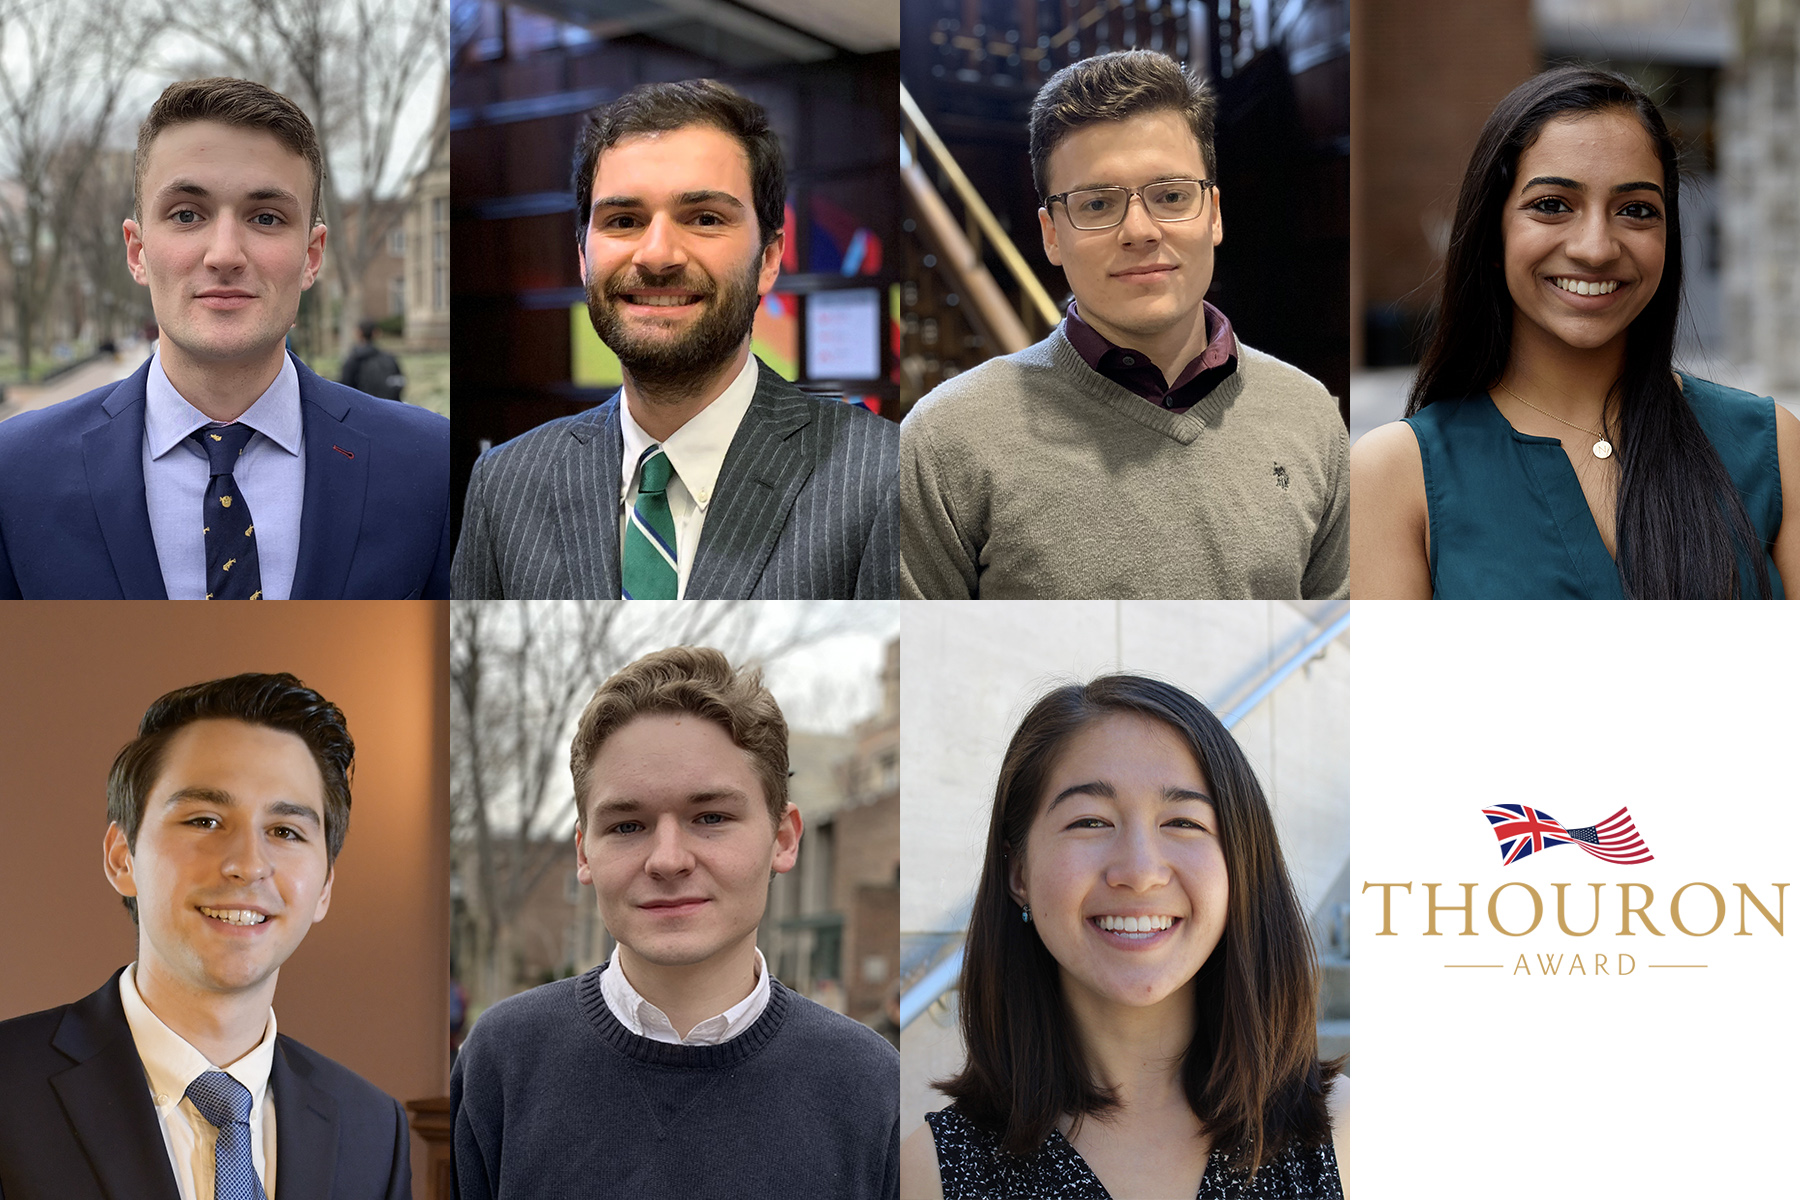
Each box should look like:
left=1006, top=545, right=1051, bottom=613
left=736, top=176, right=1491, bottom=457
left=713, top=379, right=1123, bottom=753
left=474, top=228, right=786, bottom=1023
left=899, top=50, right=1349, bottom=600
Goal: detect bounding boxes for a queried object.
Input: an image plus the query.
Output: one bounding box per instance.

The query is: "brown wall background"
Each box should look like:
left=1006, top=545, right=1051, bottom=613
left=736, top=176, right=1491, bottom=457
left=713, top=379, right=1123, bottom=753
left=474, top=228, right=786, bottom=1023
left=0, top=601, right=449, bottom=1189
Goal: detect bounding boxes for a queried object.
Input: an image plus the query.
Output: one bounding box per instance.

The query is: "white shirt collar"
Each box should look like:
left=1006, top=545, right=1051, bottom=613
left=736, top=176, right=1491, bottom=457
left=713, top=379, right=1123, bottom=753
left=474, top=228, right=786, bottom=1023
left=145, top=350, right=304, bottom=460
left=600, top=944, right=771, bottom=1046
left=118, top=963, right=278, bottom=1118
left=617, top=350, right=760, bottom=511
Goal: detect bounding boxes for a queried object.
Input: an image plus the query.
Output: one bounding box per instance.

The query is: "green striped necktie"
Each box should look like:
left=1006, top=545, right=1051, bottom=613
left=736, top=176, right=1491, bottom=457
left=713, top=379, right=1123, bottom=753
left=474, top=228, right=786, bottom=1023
left=622, top=444, right=679, bottom=599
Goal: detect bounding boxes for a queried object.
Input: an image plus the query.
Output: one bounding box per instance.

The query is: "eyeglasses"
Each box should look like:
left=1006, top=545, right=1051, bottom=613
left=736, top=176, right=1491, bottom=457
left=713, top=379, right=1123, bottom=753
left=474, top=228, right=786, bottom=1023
left=1044, top=179, right=1216, bottom=231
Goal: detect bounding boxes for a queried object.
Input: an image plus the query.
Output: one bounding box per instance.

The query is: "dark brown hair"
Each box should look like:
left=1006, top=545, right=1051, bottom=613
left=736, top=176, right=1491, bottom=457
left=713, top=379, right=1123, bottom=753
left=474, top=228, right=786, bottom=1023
left=107, top=673, right=355, bottom=921
left=1028, top=50, right=1218, bottom=201
left=570, top=646, right=789, bottom=829
left=571, top=79, right=786, bottom=248
left=938, top=675, right=1335, bottom=1173
left=135, top=77, right=326, bottom=227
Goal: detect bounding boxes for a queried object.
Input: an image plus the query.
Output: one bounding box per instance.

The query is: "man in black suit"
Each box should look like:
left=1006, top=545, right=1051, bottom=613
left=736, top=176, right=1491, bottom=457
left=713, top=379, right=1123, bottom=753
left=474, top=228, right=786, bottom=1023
left=451, top=79, right=898, bottom=600
left=0, top=674, right=409, bottom=1199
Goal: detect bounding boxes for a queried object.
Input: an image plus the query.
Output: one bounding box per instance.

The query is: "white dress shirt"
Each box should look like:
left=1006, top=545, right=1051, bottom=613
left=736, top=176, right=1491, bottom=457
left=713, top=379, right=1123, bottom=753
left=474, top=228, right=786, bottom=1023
left=143, top=351, right=305, bottom=600
left=599, top=944, right=771, bottom=1046
left=617, top=352, right=759, bottom=599
left=119, top=964, right=278, bottom=1200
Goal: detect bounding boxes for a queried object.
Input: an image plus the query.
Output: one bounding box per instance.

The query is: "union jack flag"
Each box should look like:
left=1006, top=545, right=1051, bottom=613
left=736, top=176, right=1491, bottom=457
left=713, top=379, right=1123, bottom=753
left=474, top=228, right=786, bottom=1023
left=1481, top=803, right=1654, bottom=866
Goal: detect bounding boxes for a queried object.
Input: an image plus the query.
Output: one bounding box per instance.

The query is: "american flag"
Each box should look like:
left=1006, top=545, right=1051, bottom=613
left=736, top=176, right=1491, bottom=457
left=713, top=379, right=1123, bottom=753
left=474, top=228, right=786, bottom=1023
left=1481, top=803, right=1654, bottom=866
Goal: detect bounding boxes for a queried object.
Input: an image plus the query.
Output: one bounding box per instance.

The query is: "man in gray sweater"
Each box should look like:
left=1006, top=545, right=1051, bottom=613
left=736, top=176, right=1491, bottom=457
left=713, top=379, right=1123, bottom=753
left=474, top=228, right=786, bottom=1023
left=452, top=647, right=899, bottom=1199
left=900, top=51, right=1349, bottom=599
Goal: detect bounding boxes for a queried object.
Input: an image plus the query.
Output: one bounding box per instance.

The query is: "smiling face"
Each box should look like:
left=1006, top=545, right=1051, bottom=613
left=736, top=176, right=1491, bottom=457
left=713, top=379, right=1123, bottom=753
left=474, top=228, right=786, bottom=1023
left=1501, top=109, right=1668, bottom=359
left=576, top=713, right=800, bottom=977
left=579, top=125, right=782, bottom=387
left=1039, top=109, right=1222, bottom=356
left=124, top=121, right=325, bottom=381
left=104, top=719, right=333, bottom=1003
left=1009, top=711, right=1228, bottom=1015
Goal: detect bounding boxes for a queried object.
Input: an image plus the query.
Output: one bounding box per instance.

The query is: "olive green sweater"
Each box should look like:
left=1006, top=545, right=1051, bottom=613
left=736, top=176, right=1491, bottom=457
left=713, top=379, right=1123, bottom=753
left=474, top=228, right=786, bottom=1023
left=899, top=328, right=1350, bottom=599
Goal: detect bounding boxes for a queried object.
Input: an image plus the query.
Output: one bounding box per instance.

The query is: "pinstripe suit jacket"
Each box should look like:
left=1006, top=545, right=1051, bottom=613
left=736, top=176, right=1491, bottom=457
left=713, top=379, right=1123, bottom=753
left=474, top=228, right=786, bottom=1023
left=452, top=360, right=899, bottom=599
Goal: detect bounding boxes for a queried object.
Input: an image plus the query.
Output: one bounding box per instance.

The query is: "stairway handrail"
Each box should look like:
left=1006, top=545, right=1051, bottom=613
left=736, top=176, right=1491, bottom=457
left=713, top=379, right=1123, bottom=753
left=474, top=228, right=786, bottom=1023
left=900, top=83, right=1062, bottom=332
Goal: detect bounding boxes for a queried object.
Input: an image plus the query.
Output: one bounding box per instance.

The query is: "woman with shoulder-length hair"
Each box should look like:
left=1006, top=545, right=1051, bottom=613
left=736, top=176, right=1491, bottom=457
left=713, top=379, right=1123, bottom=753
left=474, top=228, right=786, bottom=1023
left=899, top=675, right=1347, bottom=1200
left=1351, top=65, right=1800, bottom=599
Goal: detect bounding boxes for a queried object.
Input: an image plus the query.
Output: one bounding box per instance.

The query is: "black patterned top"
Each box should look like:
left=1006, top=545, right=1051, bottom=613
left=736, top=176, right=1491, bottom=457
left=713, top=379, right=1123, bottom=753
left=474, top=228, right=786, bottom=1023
left=924, top=1104, right=1344, bottom=1200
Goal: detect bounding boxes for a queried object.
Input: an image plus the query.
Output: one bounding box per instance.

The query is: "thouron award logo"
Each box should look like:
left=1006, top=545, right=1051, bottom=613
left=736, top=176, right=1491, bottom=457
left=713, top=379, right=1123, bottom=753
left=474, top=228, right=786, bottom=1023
left=1482, top=804, right=1653, bottom=866
left=1361, top=804, right=1785, bottom=978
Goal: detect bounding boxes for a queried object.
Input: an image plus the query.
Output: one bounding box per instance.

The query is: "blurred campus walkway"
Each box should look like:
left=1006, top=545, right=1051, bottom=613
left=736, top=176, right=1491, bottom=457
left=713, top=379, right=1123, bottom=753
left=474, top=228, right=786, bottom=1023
left=1350, top=365, right=1800, bottom=446
left=0, top=342, right=153, bottom=422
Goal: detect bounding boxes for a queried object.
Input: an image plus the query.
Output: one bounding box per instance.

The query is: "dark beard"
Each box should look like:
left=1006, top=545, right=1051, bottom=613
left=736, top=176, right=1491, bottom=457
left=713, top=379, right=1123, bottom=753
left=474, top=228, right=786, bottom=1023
left=585, top=252, right=762, bottom=400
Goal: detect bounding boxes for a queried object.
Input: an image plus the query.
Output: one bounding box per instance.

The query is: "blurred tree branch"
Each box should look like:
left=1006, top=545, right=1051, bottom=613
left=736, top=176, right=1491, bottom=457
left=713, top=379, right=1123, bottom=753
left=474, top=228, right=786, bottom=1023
left=0, top=0, right=162, bottom=375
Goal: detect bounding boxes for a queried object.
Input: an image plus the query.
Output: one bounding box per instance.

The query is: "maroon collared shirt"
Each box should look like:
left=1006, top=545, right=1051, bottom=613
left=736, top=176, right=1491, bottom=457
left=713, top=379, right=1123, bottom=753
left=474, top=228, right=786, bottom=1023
left=1064, top=300, right=1239, bottom=412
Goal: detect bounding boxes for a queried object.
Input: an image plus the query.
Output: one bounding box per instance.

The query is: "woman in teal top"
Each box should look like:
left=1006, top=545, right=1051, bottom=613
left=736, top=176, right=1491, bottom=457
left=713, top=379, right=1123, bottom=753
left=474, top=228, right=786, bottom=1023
left=1350, top=67, right=1800, bottom=599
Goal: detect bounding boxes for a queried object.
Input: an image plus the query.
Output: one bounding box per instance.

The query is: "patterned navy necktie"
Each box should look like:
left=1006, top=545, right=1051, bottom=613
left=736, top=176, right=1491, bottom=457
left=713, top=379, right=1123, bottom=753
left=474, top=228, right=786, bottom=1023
left=190, top=424, right=263, bottom=600
left=185, top=1070, right=268, bottom=1200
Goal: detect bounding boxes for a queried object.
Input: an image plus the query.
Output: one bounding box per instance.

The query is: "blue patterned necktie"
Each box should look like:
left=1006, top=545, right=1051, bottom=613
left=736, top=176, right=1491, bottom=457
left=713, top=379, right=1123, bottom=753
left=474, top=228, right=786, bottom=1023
left=190, top=424, right=263, bottom=600
left=621, top=444, right=679, bottom=600
left=185, top=1070, right=268, bottom=1200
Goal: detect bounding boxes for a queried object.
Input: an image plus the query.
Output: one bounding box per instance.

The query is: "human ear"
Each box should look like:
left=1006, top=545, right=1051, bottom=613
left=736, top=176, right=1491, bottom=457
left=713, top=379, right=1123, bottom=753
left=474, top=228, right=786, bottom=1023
left=311, top=867, right=333, bottom=924
left=771, top=803, right=803, bottom=875
left=575, top=821, right=594, bottom=885
left=300, top=223, right=327, bottom=290
left=1039, top=207, right=1061, bottom=267
left=103, top=821, right=138, bottom=900
left=1006, top=843, right=1028, bottom=909
left=757, top=231, right=784, bottom=296
left=123, top=220, right=149, bottom=285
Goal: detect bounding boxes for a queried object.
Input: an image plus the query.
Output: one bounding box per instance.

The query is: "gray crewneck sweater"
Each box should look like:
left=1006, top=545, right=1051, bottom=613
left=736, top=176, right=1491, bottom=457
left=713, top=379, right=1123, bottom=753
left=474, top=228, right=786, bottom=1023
left=451, top=965, right=900, bottom=1200
left=899, top=328, right=1349, bottom=599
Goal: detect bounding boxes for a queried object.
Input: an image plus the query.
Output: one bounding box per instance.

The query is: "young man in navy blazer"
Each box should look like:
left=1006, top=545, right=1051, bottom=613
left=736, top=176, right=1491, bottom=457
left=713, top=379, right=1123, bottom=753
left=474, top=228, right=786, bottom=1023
left=0, top=673, right=410, bottom=1199
left=0, top=78, right=449, bottom=599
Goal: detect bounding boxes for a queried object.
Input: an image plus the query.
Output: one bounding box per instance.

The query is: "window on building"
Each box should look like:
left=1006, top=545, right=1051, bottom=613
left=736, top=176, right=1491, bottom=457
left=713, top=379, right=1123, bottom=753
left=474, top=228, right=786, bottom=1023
left=389, top=274, right=407, bottom=316
left=389, top=227, right=406, bottom=257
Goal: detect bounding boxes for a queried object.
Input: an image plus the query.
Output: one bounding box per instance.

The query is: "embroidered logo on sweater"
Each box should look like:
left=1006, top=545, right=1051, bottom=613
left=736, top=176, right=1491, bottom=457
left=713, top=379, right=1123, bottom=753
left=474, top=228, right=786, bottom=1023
left=1272, top=462, right=1290, bottom=490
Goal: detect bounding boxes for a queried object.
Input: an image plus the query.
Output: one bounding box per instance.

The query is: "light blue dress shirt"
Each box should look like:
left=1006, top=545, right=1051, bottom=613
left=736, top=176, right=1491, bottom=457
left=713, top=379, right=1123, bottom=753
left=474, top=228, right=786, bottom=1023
left=143, top=351, right=305, bottom=600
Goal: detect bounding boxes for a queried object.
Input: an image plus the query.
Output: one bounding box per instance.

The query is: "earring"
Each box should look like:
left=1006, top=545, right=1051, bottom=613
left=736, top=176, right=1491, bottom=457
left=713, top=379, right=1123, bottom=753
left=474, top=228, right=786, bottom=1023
left=1021, top=905, right=1032, bottom=924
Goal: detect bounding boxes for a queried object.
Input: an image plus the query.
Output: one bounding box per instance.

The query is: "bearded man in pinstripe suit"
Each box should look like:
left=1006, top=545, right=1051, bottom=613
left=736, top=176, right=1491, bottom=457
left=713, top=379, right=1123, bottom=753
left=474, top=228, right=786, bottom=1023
left=452, top=80, right=899, bottom=600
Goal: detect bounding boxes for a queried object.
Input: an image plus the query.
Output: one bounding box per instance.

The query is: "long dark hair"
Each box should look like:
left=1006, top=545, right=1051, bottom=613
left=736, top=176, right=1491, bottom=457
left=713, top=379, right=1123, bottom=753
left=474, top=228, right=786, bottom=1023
left=937, top=675, right=1335, bottom=1173
left=1408, top=66, right=1770, bottom=599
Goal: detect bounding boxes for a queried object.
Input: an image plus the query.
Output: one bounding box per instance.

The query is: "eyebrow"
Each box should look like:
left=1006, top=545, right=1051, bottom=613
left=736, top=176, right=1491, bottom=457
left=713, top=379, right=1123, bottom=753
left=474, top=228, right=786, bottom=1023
left=156, top=181, right=303, bottom=208
left=1522, top=175, right=1665, bottom=198
left=590, top=788, right=753, bottom=818
left=162, top=787, right=322, bottom=828
left=1047, top=781, right=1214, bottom=809
left=591, top=189, right=746, bottom=211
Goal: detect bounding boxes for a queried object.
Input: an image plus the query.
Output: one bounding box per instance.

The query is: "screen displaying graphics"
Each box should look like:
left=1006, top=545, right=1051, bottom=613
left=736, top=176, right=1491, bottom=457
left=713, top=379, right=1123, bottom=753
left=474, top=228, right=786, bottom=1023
left=806, top=288, right=882, bottom=381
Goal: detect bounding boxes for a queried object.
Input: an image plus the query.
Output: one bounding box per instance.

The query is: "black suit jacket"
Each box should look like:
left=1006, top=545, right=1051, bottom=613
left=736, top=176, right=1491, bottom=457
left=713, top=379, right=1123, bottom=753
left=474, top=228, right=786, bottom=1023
left=0, top=971, right=410, bottom=1200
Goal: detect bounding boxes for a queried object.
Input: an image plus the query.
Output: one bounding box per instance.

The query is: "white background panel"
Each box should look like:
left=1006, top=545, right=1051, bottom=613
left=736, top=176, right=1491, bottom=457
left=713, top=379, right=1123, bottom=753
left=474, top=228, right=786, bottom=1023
left=1353, top=601, right=1799, bottom=1197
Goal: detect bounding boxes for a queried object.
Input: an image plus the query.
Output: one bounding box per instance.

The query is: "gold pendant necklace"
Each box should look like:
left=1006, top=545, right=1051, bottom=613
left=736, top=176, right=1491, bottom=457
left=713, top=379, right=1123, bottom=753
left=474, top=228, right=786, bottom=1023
left=1495, top=381, right=1613, bottom=459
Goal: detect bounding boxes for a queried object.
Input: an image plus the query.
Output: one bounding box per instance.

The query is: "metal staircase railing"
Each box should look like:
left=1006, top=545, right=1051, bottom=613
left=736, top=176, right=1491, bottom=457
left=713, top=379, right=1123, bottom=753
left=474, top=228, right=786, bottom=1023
left=900, top=83, right=1061, bottom=353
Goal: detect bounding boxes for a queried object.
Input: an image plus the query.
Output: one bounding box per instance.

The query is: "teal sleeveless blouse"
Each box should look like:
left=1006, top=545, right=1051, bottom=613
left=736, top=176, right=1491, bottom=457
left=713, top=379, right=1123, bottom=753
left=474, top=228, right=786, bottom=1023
left=1404, top=375, right=1784, bottom=599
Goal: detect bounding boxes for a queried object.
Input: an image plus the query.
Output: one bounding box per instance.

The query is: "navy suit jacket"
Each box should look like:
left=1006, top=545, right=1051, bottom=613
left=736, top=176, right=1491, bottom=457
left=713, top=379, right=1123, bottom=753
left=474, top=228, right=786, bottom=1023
left=0, top=355, right=450, bottom=598
left=451, top=359, right=899, bottom=599
left=0, top=971, right=410, bottom=1200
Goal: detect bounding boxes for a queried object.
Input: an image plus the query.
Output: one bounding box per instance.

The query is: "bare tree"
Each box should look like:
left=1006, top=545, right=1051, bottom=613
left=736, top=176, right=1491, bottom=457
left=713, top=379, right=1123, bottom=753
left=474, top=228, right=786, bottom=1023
left=450, top=601, right=874, bottom=1012
left=57, top=143, right=151, bottom=347
left=0, top=0, right=160, bottom=375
